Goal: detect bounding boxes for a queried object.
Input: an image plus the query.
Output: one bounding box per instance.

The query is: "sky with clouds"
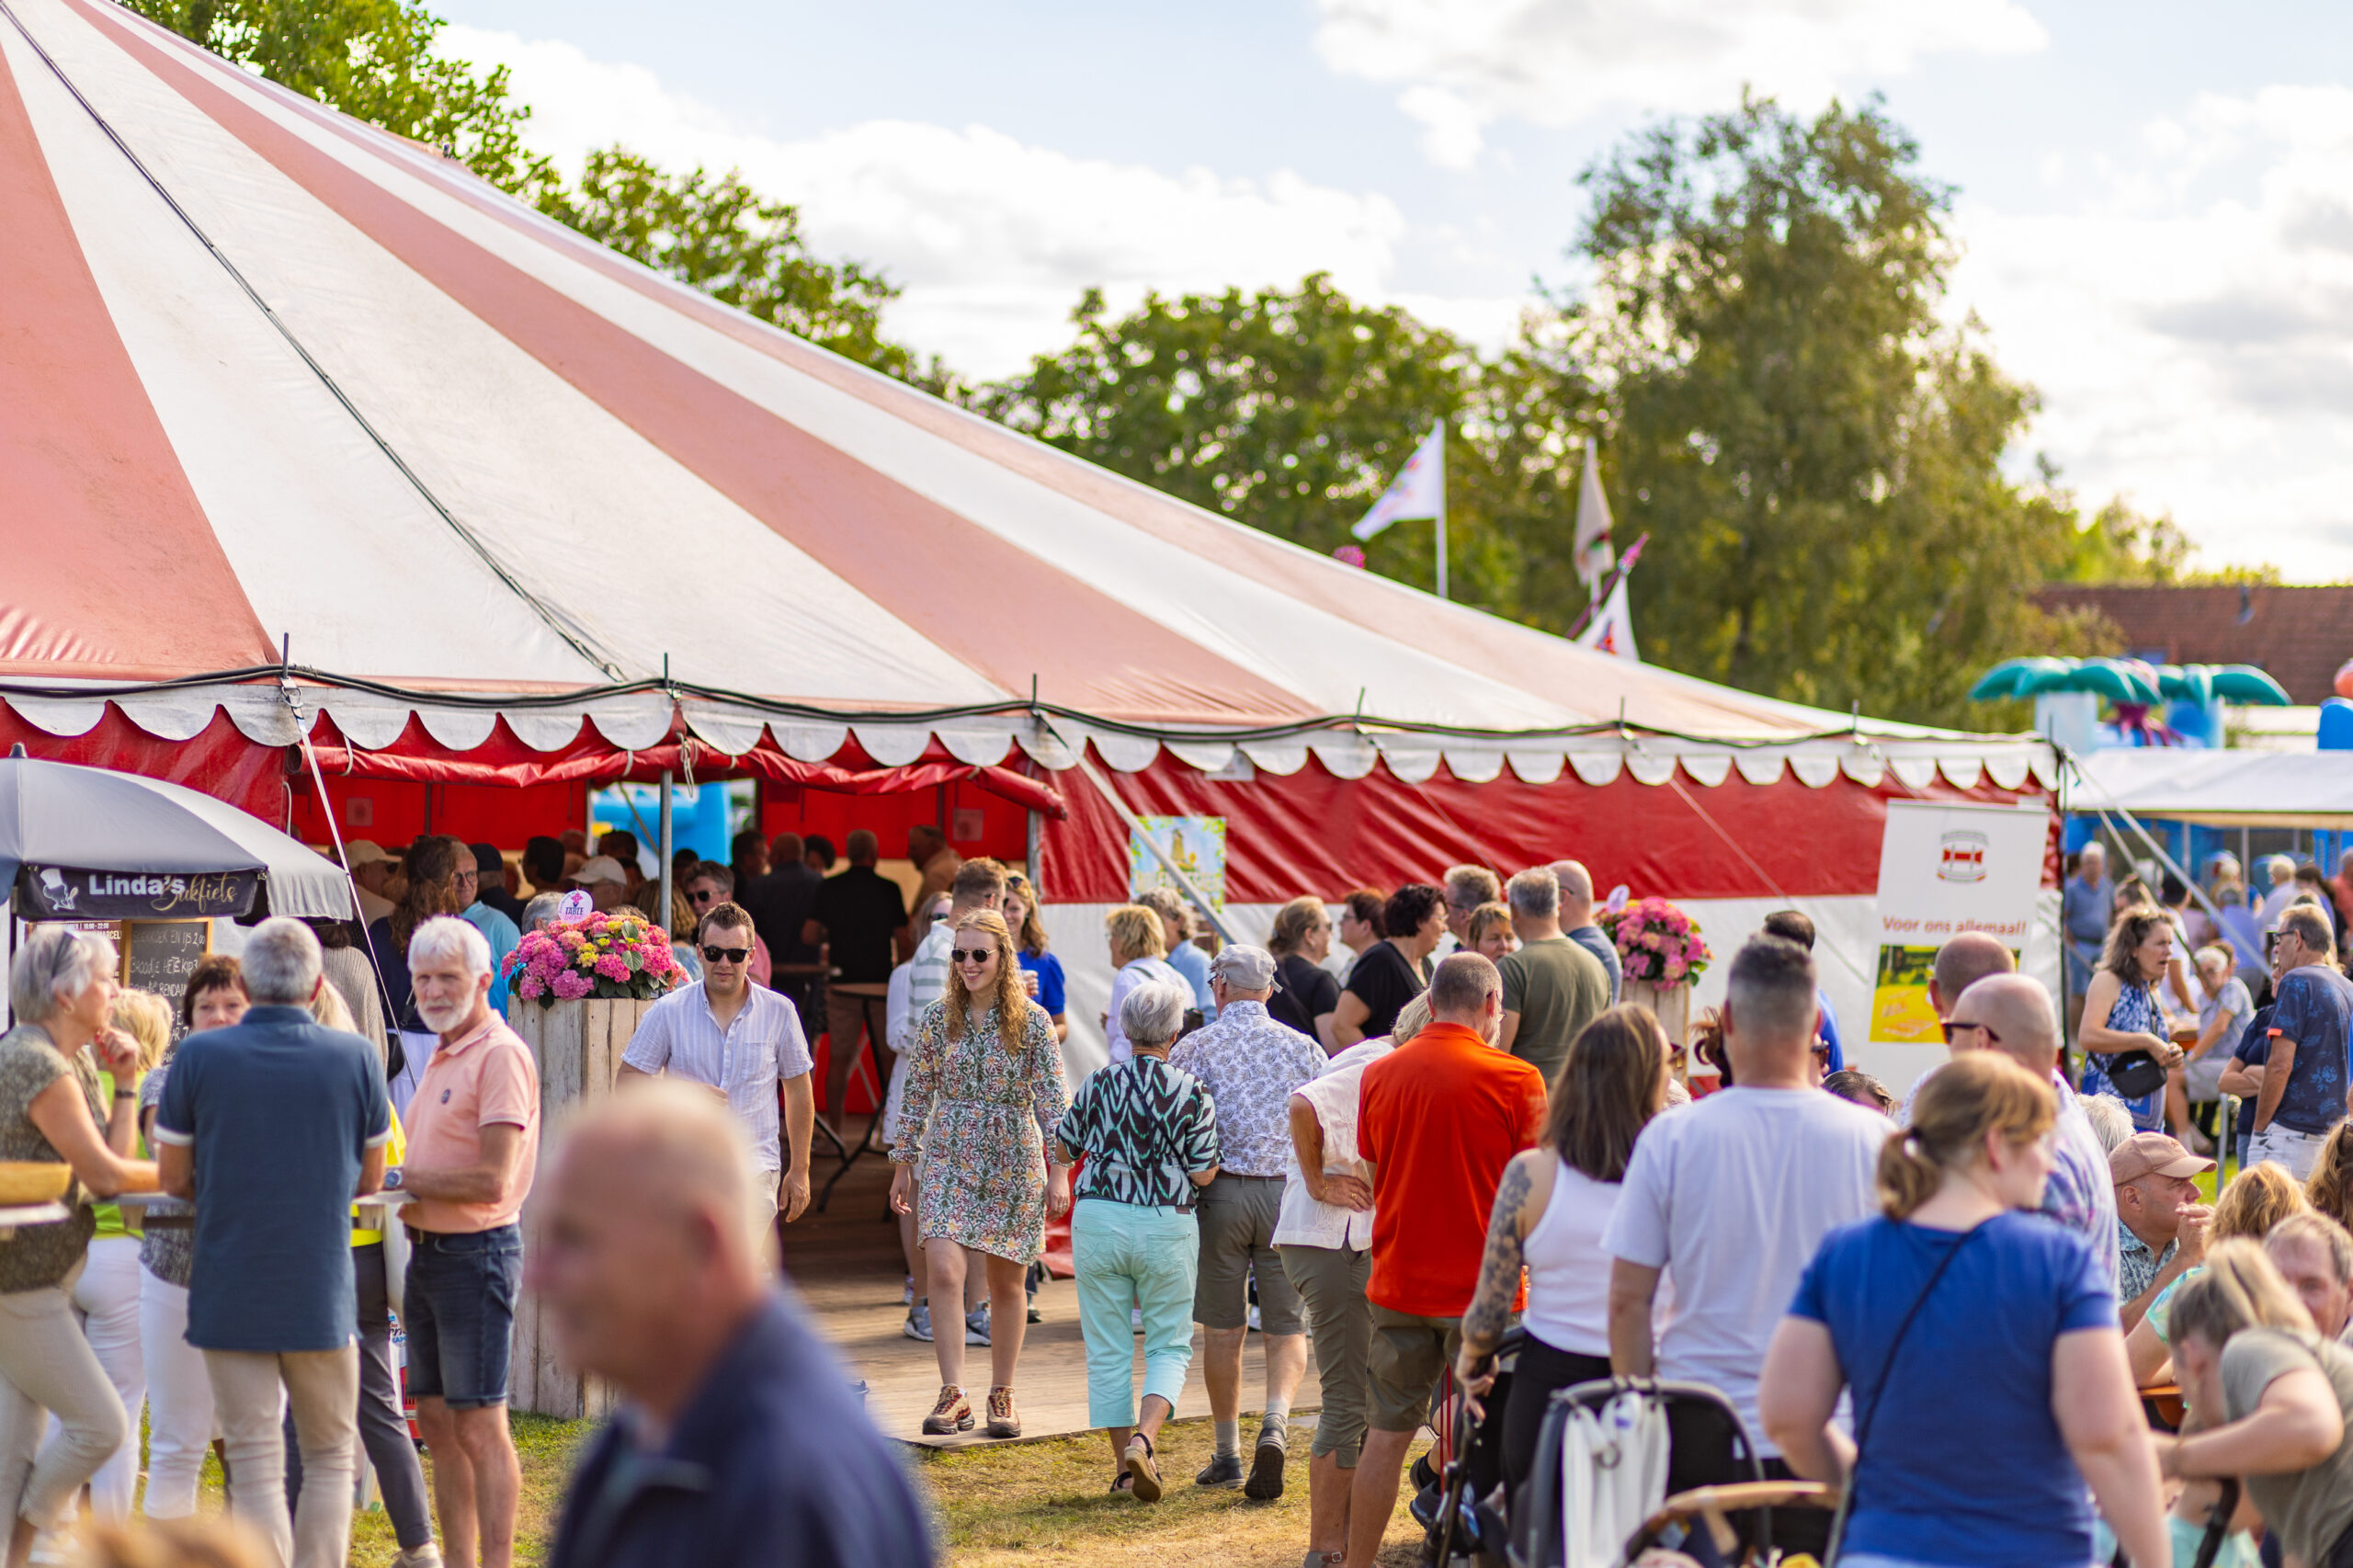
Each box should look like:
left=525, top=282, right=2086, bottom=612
left=436, top=0, right=2353, bottom=578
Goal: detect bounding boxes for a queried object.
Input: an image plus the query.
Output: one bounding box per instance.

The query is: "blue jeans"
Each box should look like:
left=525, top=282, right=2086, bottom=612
left=1072, top=1199, right=1198, bottom=1430
left=403, top=1224, right=521, bottom=1409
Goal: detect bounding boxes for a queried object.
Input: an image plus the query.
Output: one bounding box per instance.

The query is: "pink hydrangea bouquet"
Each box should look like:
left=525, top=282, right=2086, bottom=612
left=1600, top=896, right=1711, bottom=985
left=503, top=910, right=681, bottom=1006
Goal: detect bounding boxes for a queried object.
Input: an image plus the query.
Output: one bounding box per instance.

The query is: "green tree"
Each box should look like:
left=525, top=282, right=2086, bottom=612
left=970, top=274, right=1594, bottom=611
left=1564, top=94, right=2096, bottom=726
left=534, top=149, right=934, bottom=386
left=122, top=0, right=547, bottom=188
left=2052, top=495, right=2279, bottom=585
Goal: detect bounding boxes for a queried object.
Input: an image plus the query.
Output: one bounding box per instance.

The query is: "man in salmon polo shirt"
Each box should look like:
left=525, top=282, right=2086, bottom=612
left=1345, top=952, right=1547, bottom=1568
left=387, top=916, right=541, bottom=1568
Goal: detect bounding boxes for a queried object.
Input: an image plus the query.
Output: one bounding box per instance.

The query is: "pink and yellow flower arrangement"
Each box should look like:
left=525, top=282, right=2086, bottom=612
left=502, top=911, right=680, bottom=1006
left=1600, top=896, right=1711, bottom=985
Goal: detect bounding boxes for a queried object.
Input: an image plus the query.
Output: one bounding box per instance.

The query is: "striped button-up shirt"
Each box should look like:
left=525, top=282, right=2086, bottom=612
left=621, top=981, right=813, bottom=1172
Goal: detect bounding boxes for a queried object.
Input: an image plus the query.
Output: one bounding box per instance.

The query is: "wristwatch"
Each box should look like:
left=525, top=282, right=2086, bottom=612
left=383, top=1167, right=404, bottom=1191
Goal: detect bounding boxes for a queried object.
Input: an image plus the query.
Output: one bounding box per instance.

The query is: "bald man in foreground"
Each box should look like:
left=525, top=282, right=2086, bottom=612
left=536, top=1086, right=931, bottom=1568
left=1949, top=972, right=2121, bottom=1287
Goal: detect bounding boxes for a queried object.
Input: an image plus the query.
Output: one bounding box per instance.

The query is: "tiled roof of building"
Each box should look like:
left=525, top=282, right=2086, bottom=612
left=2035, top=585, right=2353, bottom=704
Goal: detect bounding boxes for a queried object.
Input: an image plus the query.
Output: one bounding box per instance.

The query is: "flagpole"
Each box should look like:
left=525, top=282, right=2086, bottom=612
left=1432, top=419, right=1448, bottom=602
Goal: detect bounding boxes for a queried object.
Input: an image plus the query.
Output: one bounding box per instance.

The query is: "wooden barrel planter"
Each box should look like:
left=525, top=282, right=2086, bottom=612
left=503, top=996, right=654, bottom=1419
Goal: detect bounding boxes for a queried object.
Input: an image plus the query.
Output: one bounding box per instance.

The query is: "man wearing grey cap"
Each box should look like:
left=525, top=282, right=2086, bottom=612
left=1169, top=944, right=1327, bottom=1499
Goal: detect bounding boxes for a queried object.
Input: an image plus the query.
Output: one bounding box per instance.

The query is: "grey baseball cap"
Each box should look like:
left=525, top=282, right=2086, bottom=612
left=1211, top=943, right=1280, bottom=990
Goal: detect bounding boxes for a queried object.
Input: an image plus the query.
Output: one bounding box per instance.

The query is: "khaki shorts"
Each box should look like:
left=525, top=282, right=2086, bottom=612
left=1280, top=1244, right=1371, bottom=1464
left=1366, top=1303, right=1461, bottom=1435
left=1192, top=1175, right=1303, bottom=1335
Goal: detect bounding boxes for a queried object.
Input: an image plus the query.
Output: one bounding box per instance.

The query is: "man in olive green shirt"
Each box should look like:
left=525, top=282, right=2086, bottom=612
left=1495, top=867, right=1611, bottom=1085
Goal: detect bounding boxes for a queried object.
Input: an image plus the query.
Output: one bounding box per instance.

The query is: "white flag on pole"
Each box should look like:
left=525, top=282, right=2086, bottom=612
left=1353, top=425, right=1445, bottom=540
left=1574, top=436, right=1615, bottom=592
left=1575, top=575, right=1640, bottom=662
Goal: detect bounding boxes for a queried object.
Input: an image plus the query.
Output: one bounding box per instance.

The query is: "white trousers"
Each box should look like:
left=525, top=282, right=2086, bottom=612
left=137, top=1266, right=217, bottom=1520
left=2250, top=1122, right=2333, bottom=1182
left=54, top=1237, right=142, bottom=1522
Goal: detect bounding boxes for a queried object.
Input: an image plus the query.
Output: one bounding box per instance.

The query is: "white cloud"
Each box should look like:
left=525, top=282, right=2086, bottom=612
left=1315, top=0, right=2045, bottom=162
left=447, top=27, right=1422, bottom=379
left=1952, top=85, right=2353, bottom=577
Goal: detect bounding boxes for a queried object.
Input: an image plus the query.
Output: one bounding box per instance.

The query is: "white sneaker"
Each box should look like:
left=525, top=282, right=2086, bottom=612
left=903, top=1301, right=935, bottom=1342
left=965, top=1305, right=991, bottom=1346
left=390, top=1548, right=445, bottom=1568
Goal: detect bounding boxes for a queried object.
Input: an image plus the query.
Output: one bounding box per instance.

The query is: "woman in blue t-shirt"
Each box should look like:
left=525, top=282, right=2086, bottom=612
left=1004, top=875, right=1067, bottom=1044
left=1757, top=1051, right=2167, bottom=1568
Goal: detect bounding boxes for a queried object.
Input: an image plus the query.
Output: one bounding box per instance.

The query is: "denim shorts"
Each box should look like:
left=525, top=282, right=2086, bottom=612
left=403, top=1224, right=521, bottom=1409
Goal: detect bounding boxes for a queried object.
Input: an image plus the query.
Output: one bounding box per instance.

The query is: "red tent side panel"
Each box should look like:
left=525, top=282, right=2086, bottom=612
left=1040, top=751, right=2054, bottom=904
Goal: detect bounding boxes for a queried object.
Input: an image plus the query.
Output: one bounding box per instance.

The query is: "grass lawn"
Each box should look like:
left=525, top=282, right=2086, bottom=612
left=171, top=1411, right=1435, bottom=1566
left=176, top=1412, right=588, bottom=1568
left=915, top=1415, right=1434, bottom=1568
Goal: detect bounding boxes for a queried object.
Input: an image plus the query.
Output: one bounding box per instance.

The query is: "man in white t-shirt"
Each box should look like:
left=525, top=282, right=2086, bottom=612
left=1603, top=934, right=1884, bottom=1558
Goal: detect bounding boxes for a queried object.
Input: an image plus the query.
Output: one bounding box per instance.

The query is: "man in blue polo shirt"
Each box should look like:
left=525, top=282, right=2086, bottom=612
left=537, top=1085, right=930, bottom=1568
left=2250, top=903, right=2353, bottom=1179
left=154, top=918, right=390, bottom=1568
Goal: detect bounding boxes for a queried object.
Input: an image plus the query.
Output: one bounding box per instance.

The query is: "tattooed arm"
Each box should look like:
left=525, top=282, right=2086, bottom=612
left=1455, top=1150, right=1548, bottom=1398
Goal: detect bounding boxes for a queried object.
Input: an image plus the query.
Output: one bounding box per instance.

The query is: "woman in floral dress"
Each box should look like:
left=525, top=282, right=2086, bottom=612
left=2081, top=905, right=2186, bottom=1132
left=890, top=910, right=1070, bottom=1439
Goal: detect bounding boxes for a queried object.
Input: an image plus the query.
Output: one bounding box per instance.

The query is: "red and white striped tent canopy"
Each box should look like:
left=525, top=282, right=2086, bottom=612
left=0, top=0, right=2056, bottom=1078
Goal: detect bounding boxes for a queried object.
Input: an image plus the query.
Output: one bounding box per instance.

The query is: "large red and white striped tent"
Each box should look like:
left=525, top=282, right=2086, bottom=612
left=0, top=0, right=2056, bottom=1074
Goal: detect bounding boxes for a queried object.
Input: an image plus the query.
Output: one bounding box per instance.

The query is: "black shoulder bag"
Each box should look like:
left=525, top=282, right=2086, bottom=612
left=1824, top=1223, right=1983, bottom=1565
left=2096, top=982, right=2171, bottom=1099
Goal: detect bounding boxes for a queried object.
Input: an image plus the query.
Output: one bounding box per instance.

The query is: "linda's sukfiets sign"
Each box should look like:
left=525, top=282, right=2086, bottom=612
left=1867, top=801, right=2049, bottom=1047
left=16, top=866, right=259, bottom=920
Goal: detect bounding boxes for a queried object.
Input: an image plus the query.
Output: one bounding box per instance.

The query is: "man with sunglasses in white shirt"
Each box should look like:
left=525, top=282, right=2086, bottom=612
left=619, top=900, right=815, bottom=1224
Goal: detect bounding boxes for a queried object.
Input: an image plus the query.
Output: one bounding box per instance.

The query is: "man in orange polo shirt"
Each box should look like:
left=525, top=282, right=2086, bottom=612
left=1345, top=953, right=1547, bottom=1568
left=387, top=916, right=540, bottom=1568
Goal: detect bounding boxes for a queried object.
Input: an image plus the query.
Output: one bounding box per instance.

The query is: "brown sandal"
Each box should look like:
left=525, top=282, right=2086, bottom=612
left=985, top=1385, right=1021, bottom=1438
left=1125, top=1432, right=1162, bottom=1501
left=922, top=1384, right=973, bottom=1436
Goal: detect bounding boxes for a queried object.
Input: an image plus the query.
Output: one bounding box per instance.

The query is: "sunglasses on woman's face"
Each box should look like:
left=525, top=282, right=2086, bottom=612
left=952, top=947, right=996, bottom=965
left=702, top=946, right=751, bottom=964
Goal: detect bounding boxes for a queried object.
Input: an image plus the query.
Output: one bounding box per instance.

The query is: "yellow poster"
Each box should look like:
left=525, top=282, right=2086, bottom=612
left=1870, top=944, right=1943, bottom=1046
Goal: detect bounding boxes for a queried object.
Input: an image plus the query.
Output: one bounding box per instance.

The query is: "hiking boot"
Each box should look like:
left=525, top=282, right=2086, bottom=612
left=921, top=1384, right=973, bottom=1436
left=1244, top=1430, right=1287, bottom=1501
left=1125, top=1432, right=1162, bottom=1501
left=985, top=1385, right=1021, bottom=1438
left=1195, top=1450, right=1245, bottom=1487
left=965, top=1305, right=991, bottom=1346
left=902, top=1301, right=934, bottom=1342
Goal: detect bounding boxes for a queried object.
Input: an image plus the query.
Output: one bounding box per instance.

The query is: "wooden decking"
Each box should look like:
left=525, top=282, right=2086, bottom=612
left=785, top=1142, right=1321, bottom=1449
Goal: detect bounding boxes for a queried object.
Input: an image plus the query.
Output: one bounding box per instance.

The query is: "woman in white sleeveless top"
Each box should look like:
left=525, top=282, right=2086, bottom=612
left=1456, top=1005, right=1672, bottom=1488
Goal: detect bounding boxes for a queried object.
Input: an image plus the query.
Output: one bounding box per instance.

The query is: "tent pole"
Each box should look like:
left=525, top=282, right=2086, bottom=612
left=1025, top=808, right=1042, bottom=893
left=657, top=769, right=674, bottom=937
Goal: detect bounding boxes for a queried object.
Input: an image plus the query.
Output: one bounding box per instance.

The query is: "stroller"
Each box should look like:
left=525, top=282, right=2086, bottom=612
left=1510, top=1378, right=1836, bottom=1568
left=1408, top=1329, right=1524, bottom=1567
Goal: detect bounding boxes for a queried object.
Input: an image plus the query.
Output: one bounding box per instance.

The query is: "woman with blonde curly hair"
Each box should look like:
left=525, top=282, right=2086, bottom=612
left=890, top=910, right=1071, bottom=1441
left=2305, top=1122, right=2353, bottom=1233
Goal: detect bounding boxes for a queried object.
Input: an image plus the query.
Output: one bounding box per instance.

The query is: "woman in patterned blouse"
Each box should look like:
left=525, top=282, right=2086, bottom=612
left=890, top=911, right=1071, bottom=1441
left=1054, top=981, right=1221, bottom=1500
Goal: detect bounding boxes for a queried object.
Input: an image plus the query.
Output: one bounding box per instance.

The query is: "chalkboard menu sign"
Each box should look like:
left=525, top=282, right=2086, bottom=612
left=122, top=922, right=210, bottom=1004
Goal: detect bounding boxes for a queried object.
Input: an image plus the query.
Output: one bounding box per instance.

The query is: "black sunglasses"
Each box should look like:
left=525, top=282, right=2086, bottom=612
left=688, top=888, right=717, bottom=903
left=1939, top=1019, right=2003, bottom=1044
left=701, top=946, right=750, bottom=964
left=951, top=947, right=997, bottom=965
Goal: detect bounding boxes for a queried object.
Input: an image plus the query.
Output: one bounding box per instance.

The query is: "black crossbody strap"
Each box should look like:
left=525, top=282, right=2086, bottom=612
left=1825, top=1221, right=1984, bottom=1564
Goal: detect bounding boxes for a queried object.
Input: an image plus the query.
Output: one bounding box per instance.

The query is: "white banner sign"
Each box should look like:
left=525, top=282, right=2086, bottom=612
left=1868, top=801, right=2050, bottom=1048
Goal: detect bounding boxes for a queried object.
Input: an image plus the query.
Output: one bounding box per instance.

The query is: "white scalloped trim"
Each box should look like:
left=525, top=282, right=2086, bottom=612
left=1164, top=740, right=1237, bottom=773
left=492, top=711, right=576, bottom=752
left=320, top=695, right=412, bottom=751
left=1680, top=755, right=1733, bottom=787
left=1790, top=755, right=1844, bottom=789
left=1984, top=754, right=2031, bottom=790
left=853, top=723, right=933, bottom=767
left=1309, top=735, right=1378, bottom=779
left=1938, top=756, right=1985, bottom=790
left=224, top=690, right=304, bottom=745
left=1733, top=752, right=1785, bottom=786
left=417, top=708, right=500, bottom=753
left=1378, top=740, right=1445, bottom=783
left=1889, top=757, right=1939, bottom=790
left=10, top=697, right=108, bottom=738
left=1506, top=750, right=1566, bottom=785
left=937, top=726, right=1013, bottom=767
left=1237, top=740, right=1310, bottom=776
left=1016, top=726, right=1077, bottom=770
left=1626, top=753, right=1678, bottom=786
left=1843, top=756, right=1887, bottom=787
left=1091, top=732, right=1161, bottom=774
left=775, top=722, right=852, bottom=764
left=2029, top=755, right=2058, bottom=790
left=587, top=701, right=673, bottom=752
left=683, top=710, right=766, bottom=757
left=1569, top=752, right=1624, bottom=787
left=1444, top=747, right=1506, bottom=783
